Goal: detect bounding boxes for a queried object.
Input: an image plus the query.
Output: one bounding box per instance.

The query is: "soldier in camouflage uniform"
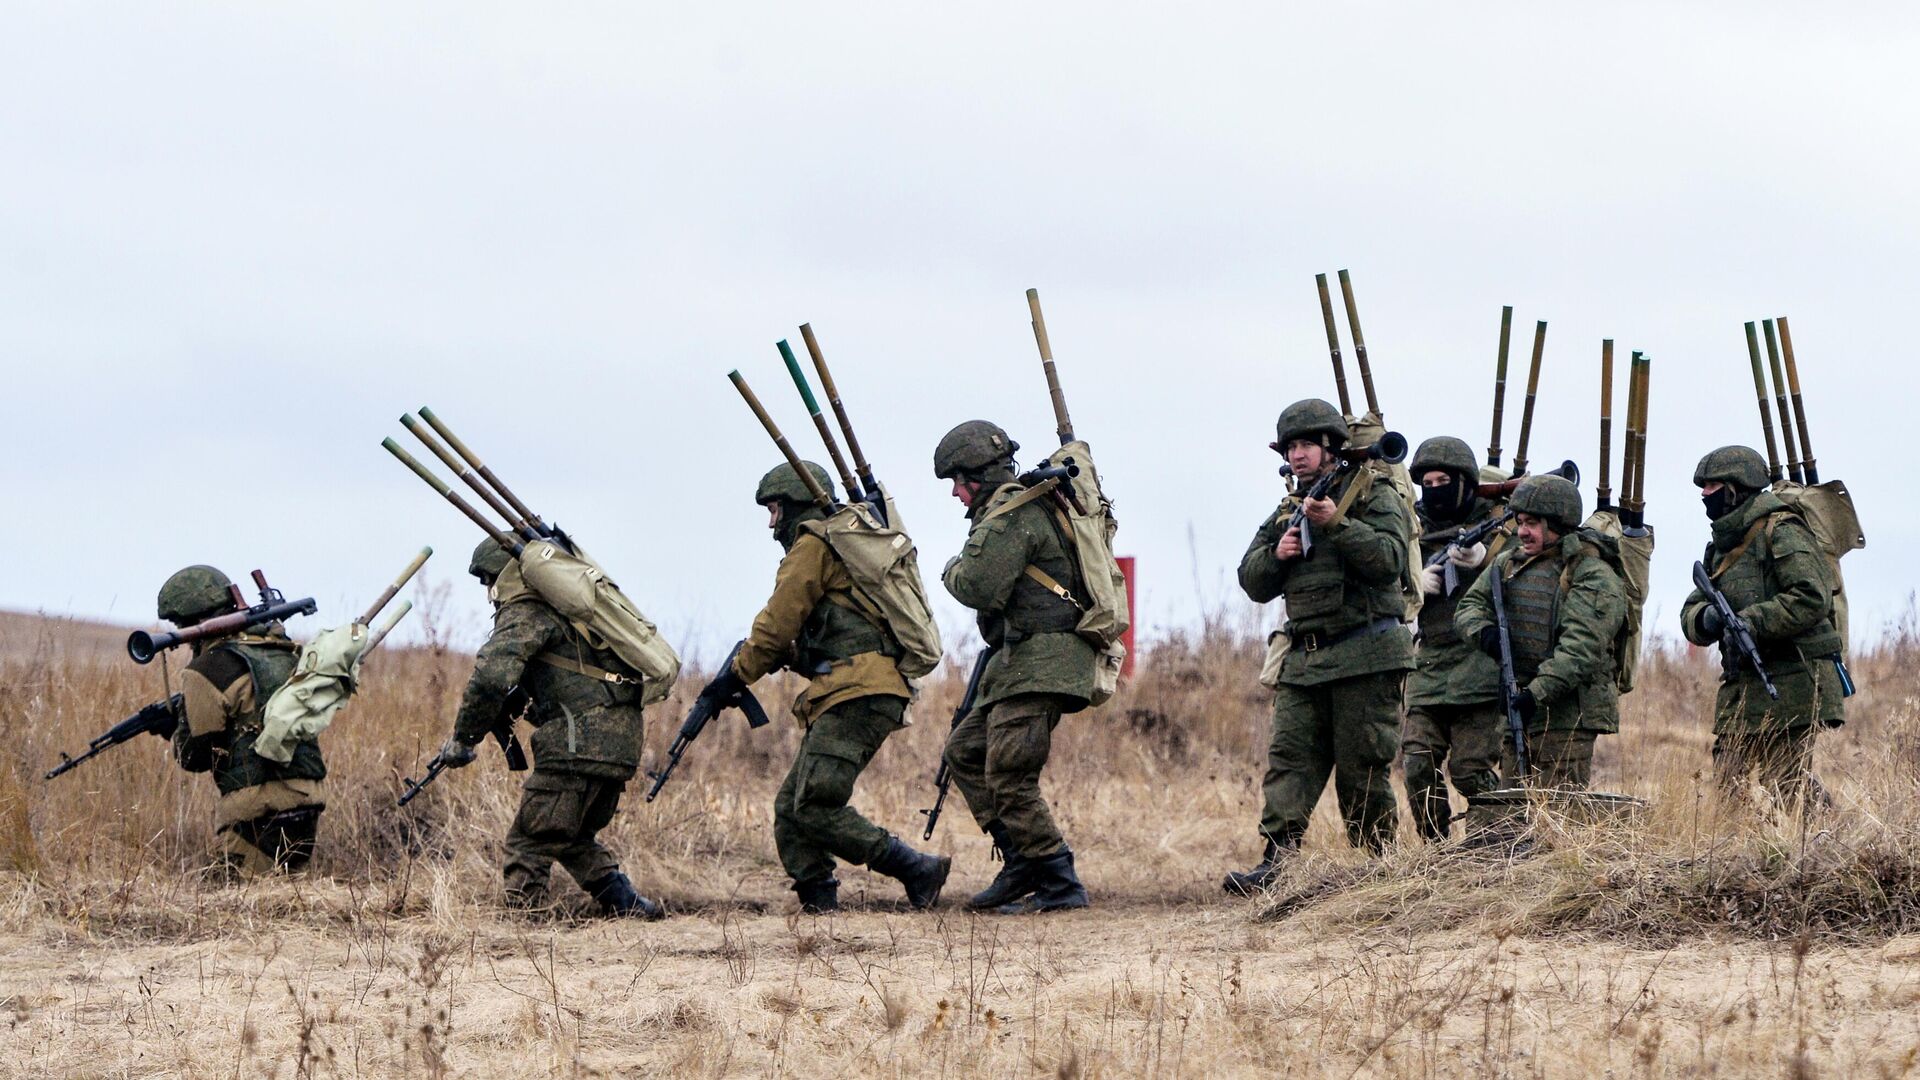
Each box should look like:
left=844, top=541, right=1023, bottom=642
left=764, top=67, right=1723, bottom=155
left=1402, top=437, right=1506, bottom=842
left=433, top=539, right=662, bottom=918
left=1680, top=445, right=1845, bottom=803
left=933, top=420, right=1095, bottom=914
left=163, top=565, right=326, bottom=877
left=702, top=461, right=949, bottom=914
left=1454, top=475, right=1626, bottom=789
left=1225, top=400, right=1415, bottom=894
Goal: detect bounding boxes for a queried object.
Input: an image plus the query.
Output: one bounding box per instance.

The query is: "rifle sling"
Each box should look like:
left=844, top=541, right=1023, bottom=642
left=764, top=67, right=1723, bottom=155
left=534, top=651, right=640, bottom=686
left=1709, top=512, right=1791, bottom=583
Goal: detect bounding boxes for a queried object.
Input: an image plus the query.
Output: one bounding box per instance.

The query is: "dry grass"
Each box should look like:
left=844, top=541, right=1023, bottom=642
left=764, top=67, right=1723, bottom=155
left=4, top=593, right=1920, bottom=1077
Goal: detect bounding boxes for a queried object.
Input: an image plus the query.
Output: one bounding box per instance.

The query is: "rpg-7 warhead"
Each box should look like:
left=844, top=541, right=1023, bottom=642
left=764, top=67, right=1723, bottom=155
left=127, top=570, right=316, bottom=664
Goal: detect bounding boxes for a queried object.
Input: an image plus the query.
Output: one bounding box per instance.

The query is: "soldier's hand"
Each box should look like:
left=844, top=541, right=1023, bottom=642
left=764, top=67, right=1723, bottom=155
left=1698, top=606, right=1726, bottom=640
left=1419, top=564, right=1446, bottom=596
left=1274, top=526, right=1304, bottom=561
left=435, top=736, right=478, bottom=770
left=1475, top=626, right=1503, bottom=658
left=1448, top=542, right=1487, bottom=569
left=1513, top=689, right=1538, bottom=723
left=1302, top=497, right=1338, bottom=527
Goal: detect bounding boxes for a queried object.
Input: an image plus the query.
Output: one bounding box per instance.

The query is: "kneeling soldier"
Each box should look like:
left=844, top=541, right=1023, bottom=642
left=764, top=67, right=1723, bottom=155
left=1454, top=475, right=1625, bottom=789
left=704, top=462, right=949, bottom=914
left=163, top=565, right=326, bottom=877
left=1681, top=446, right=1844, bottom=804
left=435, top=540, right=662, bottom=918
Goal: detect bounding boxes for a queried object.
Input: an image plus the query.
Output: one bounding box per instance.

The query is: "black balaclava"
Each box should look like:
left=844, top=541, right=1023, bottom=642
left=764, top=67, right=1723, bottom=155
left=1420, top=472, right=1473, bottom=523
left=1702, top=484, right=1748, bottom=522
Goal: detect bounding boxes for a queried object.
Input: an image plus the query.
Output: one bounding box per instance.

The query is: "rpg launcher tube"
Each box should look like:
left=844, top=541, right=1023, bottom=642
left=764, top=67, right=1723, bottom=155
left=129, top=596, right=318, bottom=664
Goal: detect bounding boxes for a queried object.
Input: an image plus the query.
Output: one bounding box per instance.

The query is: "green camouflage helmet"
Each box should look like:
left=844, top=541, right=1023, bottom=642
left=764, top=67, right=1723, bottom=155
left=1510, top=474, right=1583, bottom=532
left=1273, top=398, right=1349, bottom=452
left=1410, top=436, right=1480, bottom=480
left=933, top=420, right=1019, bottom=479
left=1693, top=445, right=1770, bottom=491
left=157, top=565, right=236, bottom=625
left=469, top=537, right=513, bottom=581
left=756, top=461, right=833, bottom=506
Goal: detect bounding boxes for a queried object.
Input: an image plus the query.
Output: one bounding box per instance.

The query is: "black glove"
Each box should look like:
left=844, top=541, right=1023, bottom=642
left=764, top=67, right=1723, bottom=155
left=1513, top=689, right=1538, bottom=724
left=435, top=735, right=479, bottom=770
left=1476, top=626, right=1503, bottom=659
left=699, top=654, right=749, bottom=704
left=1698, top=606, right=1726, bottom=640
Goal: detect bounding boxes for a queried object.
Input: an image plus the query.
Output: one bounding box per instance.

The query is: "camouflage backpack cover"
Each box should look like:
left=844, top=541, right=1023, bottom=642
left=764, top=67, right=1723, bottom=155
left=797, top=486, right=945, bottom=680
left=1770, top=479, right=1864, bottom=644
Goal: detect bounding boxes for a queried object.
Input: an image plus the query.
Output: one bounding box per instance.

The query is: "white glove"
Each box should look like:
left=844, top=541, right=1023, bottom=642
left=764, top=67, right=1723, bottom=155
left=1419, top=563, right=1446, bottom=596
left=1448, top=542, right=1487, bottom=570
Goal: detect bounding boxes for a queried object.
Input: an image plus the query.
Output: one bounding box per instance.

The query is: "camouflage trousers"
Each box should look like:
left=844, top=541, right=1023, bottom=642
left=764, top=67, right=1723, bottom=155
left=1713, top=726, right=1823, bottom=806
left=774, top=694, right=906, bottom=884
left=944, top=693, right=1069, bottom=859
left=1264, top=672, right=1403, bottom=853
left=1502, top=729, right=1598, bottom=790
left=1400, top=702, right=1505, bottom=842
left=503, top=771, right=626, bottom=902
left=214, top=779, right=325, bottom=878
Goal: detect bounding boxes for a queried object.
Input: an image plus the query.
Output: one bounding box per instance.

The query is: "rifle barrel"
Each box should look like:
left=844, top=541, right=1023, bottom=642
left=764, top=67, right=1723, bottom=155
left=1488, top=306, right=1513, bottom=467
left=1026, top=289, right=1075, bottom=445
left=1336, top=269, right=1380, bottom=417
left=382, top=438, right=521, bottom=551
left=416, top=407, right=551, bottom=536
left=728, top=370, right=833, bottom=507
left=1761, top=321, right=1802, bottom=483
left=1776, top=315, right=1818, bottom=483
left=1743, top=322, right=1783, bottom=483
left=1511, top=320, right=1548, bottom=477
left=1315, top=273, right=1352, bottom=416
left=799, top=323, right=879, bottom=495
left=1597, top=339, right=1614, bottom=510
left=778, top=338, right=863, bottom=501
left=359, top=546, right=432, bottom=626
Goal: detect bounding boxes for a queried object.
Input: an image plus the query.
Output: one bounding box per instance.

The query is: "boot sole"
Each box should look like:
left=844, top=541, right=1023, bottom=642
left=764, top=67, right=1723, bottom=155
left=907, top=856, right=953, bottom=910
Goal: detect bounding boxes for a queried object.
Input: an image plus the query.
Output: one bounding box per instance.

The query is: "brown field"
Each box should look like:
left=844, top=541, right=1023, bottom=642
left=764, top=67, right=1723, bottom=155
left=4, top=595, right=1920, bottom=1078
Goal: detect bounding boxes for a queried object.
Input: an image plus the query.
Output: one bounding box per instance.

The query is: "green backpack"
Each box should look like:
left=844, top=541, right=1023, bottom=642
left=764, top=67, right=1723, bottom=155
left=505, top=540, right=682, bottom=707
left=798, top=487, right=945, bottom=680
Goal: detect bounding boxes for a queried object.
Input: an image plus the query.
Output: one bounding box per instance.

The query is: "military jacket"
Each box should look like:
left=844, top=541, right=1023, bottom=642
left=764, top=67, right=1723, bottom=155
left=733, top=531, right=910, bottom=725
left=944, top=484, right=1096, bottom=710
left=1408, top=498, right=1505, bottom=709
left=455, top=598, right=645, bottom=779
left=176, top=626, right=326, bottom=797
left=1239, top=466, right=1415, bottom=688
left=1455, top=533, right=1625, bottom=734
left=1680, top=492, right=1844, bottom=733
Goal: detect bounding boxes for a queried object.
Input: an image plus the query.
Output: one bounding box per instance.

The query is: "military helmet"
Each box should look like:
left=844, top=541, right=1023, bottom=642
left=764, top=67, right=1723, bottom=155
left=1272, top=398, right=1349, bottom=452
left=933, top=420, right=1019, bottom=480
left=1410, top=436, right=1480, bottom=480
left=157, top=565, right=236, bottom=625
left=469, top=537, right=513, bottom=581
left=1510, top=474, right=1583, bottom=532
left=755, top=461, right=833, bottom=506
left=1692, top=445, right=1770, bottom=491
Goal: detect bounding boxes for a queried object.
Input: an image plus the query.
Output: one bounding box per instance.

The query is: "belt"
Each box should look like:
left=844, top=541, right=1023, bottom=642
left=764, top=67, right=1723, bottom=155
left=1290, top=617, right=1402, bottom=653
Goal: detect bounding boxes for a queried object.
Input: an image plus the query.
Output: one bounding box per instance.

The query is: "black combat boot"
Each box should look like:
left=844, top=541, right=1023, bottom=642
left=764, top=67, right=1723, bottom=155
left=995, top=847, right=1089, bottom=914
left=793, top=876, right=841, bottom=914
left=965, top=823, right=1036, bottom=911
left=868, top=836, right=953, bottom=910
left=1221, top=831, right=1298, bottom=896
left=584, top=871, right=666, bottom=920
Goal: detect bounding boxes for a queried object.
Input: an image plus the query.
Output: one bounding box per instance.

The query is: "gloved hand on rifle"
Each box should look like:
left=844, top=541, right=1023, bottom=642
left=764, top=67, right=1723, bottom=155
left=1512, top=689, right=1538, bottom=724
left=1476, top=626, right=1503, bottom=659
left=434, top=734, right=479, bottom=770
left=1696, top=606, right=1726, bottom=641
left=697, top=647, right=752, bottom=706
left=1419, top=564, right=1446, bottom=597
left=1448, top=542, right=1487, bottom=570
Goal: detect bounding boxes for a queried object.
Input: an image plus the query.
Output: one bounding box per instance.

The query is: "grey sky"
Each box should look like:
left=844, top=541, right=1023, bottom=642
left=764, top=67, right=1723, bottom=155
left=5, top=3, right=1917, bottom=661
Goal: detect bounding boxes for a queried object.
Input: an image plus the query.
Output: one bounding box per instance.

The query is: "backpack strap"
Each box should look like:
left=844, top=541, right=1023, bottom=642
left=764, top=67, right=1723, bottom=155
left=980, top=478, right=1061, bottom=523
left=1022, top=565, right=1084, bottom=609
left=1709, top=511, right=1794, bottom=582
left=1326, top=465, right=1375, bottom=528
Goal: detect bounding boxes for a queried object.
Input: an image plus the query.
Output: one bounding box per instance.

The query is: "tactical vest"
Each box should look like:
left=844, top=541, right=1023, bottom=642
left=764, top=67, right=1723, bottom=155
left=524, top=623, right=645, bottom=724
left=798, top=592, right=900, bottom=671
left=1415, top=501, right=1502, bottom=648
left=1282, top=472, right=1406, bottom=637
left=209, top=637, right=323, bottom=796
left=981, top=485, right=1084, bottom=644
left=1502, top=553, right=1562, bottom=683
left=1707, top=508, right=1844, bottom=669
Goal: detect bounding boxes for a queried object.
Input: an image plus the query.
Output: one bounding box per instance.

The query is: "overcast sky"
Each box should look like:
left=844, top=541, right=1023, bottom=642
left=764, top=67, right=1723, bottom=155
left=5, top=2, right=1916, bottom=663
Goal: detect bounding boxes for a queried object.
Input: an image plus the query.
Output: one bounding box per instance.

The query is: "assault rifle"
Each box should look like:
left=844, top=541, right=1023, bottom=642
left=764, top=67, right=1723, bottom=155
left=1281, top=433, right=1408, bottom=556
left=644, top=643, right=772, bottom=801
left=1489, top=570, right=1531, bottom=776
left=1425, top=460, right=1581, bottom=595
left=397, top=688, right=530, bottom=806
left=921, top=645, right=996, bottom=840
left=1691, top=561, right=1779, bottom=700
left=44, top=694, right=183, bottom=780
left=128, top=570, right=316, bottom=664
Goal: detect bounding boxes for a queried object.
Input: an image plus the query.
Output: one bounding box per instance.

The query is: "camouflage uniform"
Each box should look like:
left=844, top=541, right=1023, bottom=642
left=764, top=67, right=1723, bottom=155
left=726, top=462, right=945, bottom=912
left=936, top=420, right=1094, bottom=913
left=452, top=540, right=654, bottom=913
left=1403, top=437, right=1507, bottom=842
left=1680, top=446, right=1844, bottom=802
left=161, top=565, right=326, bottom=878
left=1454, top=478, right=1626, bottom=790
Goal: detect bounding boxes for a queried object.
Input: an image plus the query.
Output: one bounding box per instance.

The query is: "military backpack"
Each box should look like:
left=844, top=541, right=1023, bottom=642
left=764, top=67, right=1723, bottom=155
left=797, top=487, right=945, bottom=680
left=498, top=540, right=682, bottom=707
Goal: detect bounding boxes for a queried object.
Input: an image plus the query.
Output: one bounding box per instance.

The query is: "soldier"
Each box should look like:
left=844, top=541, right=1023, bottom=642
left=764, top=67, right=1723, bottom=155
left=1225, top=400, right=1415, bottom=894
left=932, top=420, right=1094, bottom=914
left=162, top=565, right=326, bottom=877
left=1680, top=445, right=1844, bottom=803
left=432, top=539, right=662, bottom=918
left=1402, top=437, right=1506, bottom=842
left=1454, top=475, right=1625, bottom=789
left=697, top=462, right=950, bottom=914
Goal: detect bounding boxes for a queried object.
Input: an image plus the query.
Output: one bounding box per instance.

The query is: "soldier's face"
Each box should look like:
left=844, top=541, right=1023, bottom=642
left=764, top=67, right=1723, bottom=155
left=1284, top=439, right=1330, bottom=479
left=1700, top=481, right=1726, bottom=497
left=952, top=477, right=983, bottom=508
left=766, top=502, right=783, bottom=530
left=1515, top=513, right=1558, bottom=556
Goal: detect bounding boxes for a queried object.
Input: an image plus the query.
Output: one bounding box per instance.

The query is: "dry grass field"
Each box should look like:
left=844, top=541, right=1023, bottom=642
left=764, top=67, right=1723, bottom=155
left=4, top=595, right=1920, bottom=1078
